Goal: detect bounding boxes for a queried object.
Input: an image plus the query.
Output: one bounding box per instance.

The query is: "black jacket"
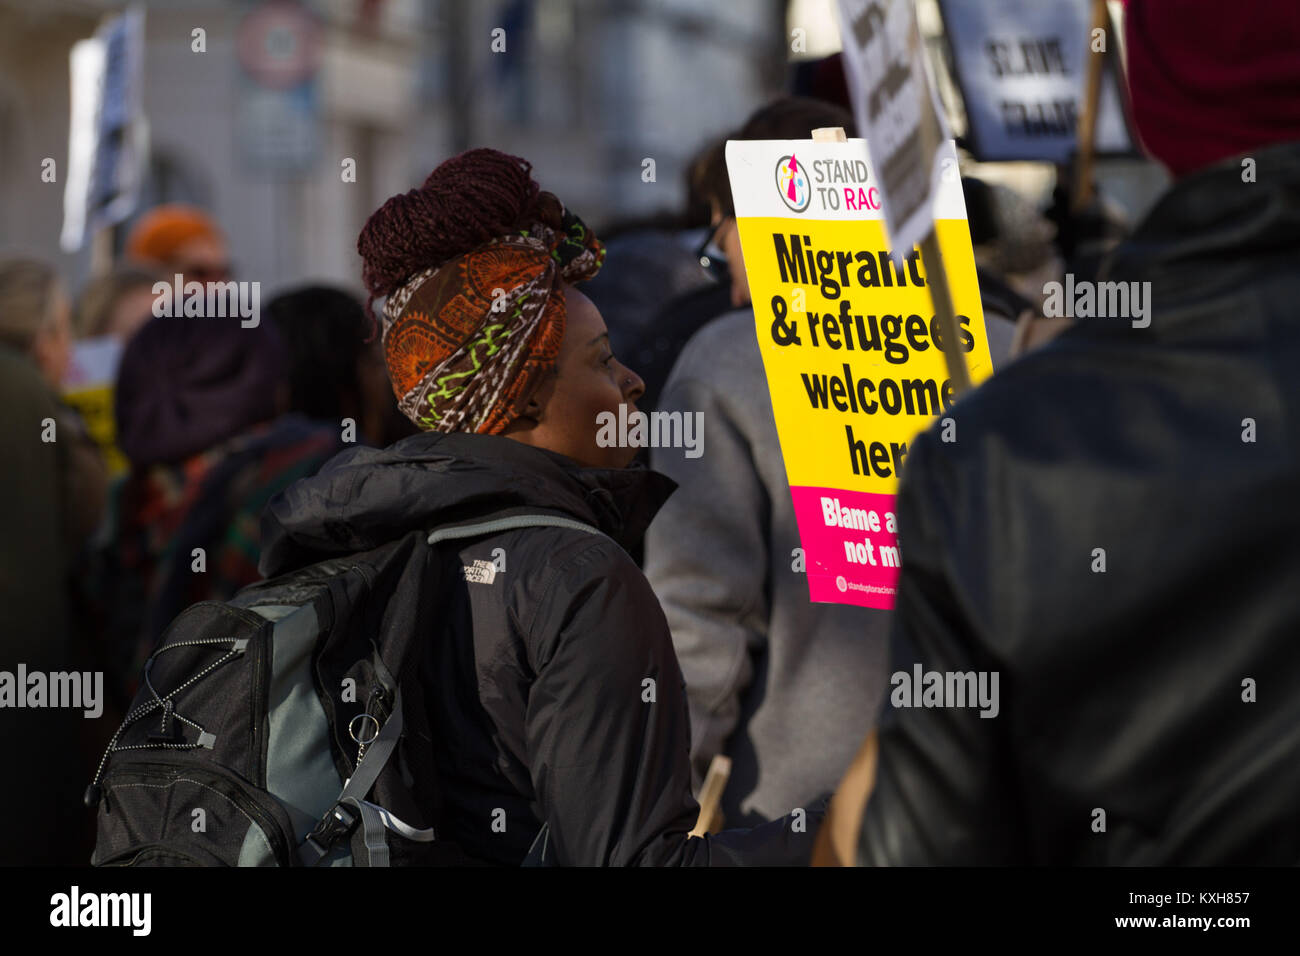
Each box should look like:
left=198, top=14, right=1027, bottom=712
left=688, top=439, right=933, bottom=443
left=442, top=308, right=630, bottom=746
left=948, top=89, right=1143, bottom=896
left=260, top=432, right=820, bottom=865
left=859, top=141, right=1300, bottom=865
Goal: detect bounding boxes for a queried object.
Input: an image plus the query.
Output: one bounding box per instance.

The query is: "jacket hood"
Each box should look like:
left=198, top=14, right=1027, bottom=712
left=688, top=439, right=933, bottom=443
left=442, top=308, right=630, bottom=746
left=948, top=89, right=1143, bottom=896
left=1104, top=139, right=1300, bottom=289
left=258, top=431, right=676, bottom=577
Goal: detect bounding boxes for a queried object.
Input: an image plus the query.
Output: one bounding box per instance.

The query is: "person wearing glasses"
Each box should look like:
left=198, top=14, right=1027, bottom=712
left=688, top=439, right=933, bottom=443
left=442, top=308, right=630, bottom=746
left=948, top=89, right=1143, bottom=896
left=643, top=96, right=895, bottom=831
left=581, top=142, right=737, bottom=415
left=694, top=168, right=750, bottom=312
left=125, top=204, right=234, bottom=286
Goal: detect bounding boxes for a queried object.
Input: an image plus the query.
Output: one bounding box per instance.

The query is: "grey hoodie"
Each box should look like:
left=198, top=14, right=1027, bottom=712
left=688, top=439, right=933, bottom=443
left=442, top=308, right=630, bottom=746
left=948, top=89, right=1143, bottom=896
left=643, top=308, right=893, bottom=827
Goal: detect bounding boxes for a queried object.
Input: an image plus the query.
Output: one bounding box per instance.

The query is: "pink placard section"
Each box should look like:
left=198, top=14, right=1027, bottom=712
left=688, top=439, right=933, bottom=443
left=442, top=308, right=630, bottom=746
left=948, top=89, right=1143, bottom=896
left=790, top=486, right=901, bottom=609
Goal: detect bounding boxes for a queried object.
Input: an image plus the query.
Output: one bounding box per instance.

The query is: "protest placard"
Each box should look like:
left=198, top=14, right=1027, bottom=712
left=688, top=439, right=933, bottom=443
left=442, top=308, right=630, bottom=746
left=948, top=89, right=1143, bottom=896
left=725, top=137, right=993, bottom=609
left=61, top=5, right=147, bottom=257
left=836, top=0, right=951, bottom=262
left=936, top=0, right=1135, bottom=164
left=836, top=0, right=973, bottom=395
left=62, top=336, right=127, bottom=479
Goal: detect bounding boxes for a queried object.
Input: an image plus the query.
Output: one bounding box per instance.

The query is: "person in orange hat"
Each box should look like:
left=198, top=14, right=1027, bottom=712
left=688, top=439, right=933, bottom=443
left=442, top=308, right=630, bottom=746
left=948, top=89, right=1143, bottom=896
left=124, top=204, right=232, bottom=284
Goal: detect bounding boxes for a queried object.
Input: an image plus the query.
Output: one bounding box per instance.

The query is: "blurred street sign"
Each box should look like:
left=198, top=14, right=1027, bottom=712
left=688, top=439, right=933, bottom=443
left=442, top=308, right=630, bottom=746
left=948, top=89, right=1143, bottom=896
left=237, top=0, right=323, bottom=89
left=236, top=0, right=323, bottom=173
left=238, top=82, right=320, bottom=173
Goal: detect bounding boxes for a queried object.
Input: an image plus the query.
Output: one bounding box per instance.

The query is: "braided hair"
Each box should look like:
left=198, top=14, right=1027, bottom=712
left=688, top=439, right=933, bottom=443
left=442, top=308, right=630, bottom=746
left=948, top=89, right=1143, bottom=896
left=357, top=148, right=547, bottom=337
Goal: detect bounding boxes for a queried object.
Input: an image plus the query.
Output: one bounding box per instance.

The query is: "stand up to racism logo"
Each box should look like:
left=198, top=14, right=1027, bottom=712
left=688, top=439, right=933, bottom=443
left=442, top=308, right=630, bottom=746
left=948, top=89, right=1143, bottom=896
left=775, top=154, right=812, bottom=212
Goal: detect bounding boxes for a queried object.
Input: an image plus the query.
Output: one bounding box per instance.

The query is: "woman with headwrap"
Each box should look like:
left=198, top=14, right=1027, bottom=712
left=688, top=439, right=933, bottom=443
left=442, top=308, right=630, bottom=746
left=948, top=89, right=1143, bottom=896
left=258, top=148, right=818, bottom=865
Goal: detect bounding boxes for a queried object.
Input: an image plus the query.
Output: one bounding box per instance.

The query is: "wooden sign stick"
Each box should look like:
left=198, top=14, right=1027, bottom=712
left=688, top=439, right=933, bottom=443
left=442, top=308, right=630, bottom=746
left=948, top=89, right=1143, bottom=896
left=811, top=126, right=847, bottom=143
left=689, top=754, right=732, bottom=837
left=1072, top=0, right=1110, bottom=212
left=919, top=226, right=971, bottom=394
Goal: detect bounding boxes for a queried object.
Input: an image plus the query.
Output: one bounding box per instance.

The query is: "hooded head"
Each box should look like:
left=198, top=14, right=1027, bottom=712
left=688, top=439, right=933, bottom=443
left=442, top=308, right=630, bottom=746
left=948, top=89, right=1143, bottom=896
left=1124, top=0, right=1300, bottom=178
left=115, top=314, right=287, bottom=466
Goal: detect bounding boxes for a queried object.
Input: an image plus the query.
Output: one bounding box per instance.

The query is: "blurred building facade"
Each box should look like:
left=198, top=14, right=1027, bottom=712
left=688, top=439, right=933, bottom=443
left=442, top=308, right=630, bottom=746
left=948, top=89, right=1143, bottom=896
left=0, top=0, right=787, bottom=297
left=0, top=0, right=1165, bottom=300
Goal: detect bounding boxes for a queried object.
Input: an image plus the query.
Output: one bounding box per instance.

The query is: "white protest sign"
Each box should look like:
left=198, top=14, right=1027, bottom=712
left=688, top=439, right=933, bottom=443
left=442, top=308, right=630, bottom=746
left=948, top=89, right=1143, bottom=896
left=937, top=0, right=1134, bottom=163
left=61, top=5, right=147, bottom=253
left=835, top=0, right=952, bottom=260
left=61, top=38, right=105, bottom=253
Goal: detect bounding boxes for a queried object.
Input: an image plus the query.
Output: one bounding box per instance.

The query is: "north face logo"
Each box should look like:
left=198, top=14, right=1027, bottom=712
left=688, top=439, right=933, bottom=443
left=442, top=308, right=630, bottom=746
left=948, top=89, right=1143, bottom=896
left=463, top=560, right=497, bottom=585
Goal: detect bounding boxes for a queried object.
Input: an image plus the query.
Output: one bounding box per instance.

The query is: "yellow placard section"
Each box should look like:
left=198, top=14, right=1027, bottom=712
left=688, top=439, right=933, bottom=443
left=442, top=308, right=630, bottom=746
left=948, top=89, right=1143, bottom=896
left=735, top=216, right=993, bottom=491
left=63, top=385, right=128, bottom=479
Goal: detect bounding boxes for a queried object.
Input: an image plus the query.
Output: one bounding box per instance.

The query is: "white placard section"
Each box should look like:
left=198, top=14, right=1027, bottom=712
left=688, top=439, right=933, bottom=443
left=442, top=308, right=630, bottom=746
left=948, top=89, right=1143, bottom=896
left=727, top=138, right=965, bottom=228
left=938, top=0, right=1133, bottom=162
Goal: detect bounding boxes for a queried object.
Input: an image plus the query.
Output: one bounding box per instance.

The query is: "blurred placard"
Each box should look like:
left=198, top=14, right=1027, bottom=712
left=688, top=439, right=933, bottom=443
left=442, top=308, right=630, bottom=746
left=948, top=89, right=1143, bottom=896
left=61, top=6, right=148, bottom=253
left=62, top=336, right=127, bottom=479
left=936, top=0, right=1135, bottom=163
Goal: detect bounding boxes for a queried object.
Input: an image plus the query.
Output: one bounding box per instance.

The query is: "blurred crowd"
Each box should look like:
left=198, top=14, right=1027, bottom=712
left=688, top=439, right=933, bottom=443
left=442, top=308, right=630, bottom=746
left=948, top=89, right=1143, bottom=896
left=0, top=78, right=1108, bottom=863
left=4, top=0, right=1298, bottom=867
left=1, top=204, right=424, bottom=862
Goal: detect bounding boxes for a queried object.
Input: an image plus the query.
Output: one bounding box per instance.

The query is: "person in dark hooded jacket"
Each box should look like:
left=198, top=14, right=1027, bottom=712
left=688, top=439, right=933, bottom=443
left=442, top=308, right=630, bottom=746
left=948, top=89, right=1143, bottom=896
left=815, top=0, right=1300, bottom=867
left=90, top=313, right=342, bottom=711
left=259, top=148, right=820, bottom=866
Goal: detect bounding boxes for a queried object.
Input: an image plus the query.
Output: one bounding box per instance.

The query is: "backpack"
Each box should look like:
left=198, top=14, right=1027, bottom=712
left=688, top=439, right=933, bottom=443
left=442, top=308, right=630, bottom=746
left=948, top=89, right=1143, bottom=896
left=87, top=511, right=603, bottom=866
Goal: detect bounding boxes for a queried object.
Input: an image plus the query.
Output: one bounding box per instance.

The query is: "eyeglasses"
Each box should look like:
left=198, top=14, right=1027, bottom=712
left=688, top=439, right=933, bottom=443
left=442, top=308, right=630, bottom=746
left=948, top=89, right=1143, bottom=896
left=695, top=219, right=730, bottom=283
left=176, top=262, right=235, bottom=284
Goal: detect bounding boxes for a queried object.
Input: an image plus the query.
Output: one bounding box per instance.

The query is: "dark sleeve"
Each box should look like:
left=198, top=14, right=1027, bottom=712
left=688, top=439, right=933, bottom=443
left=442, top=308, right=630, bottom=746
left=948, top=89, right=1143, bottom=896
left=54, top=402, right=108, bottom=549
left=0, top=354, right=84, bottom=863
left=524, top=538, right=820, bottom=866
left=857, top=431, right=1029, bottom=865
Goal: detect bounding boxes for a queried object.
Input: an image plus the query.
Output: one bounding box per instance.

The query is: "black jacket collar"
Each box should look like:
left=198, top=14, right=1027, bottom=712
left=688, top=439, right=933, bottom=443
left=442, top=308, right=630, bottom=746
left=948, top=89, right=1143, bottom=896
left=259, top=431, right=675, bottom=577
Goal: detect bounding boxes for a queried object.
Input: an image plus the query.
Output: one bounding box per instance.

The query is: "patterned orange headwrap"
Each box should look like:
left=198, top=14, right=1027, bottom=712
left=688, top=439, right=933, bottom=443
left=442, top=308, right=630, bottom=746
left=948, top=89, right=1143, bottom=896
left=380, top=193, right=604, bottom=434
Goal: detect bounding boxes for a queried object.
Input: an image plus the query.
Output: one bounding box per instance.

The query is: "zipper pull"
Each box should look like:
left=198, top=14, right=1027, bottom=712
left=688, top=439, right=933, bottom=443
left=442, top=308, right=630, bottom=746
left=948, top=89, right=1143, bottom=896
left=348, top=710, right=380, bottom=768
